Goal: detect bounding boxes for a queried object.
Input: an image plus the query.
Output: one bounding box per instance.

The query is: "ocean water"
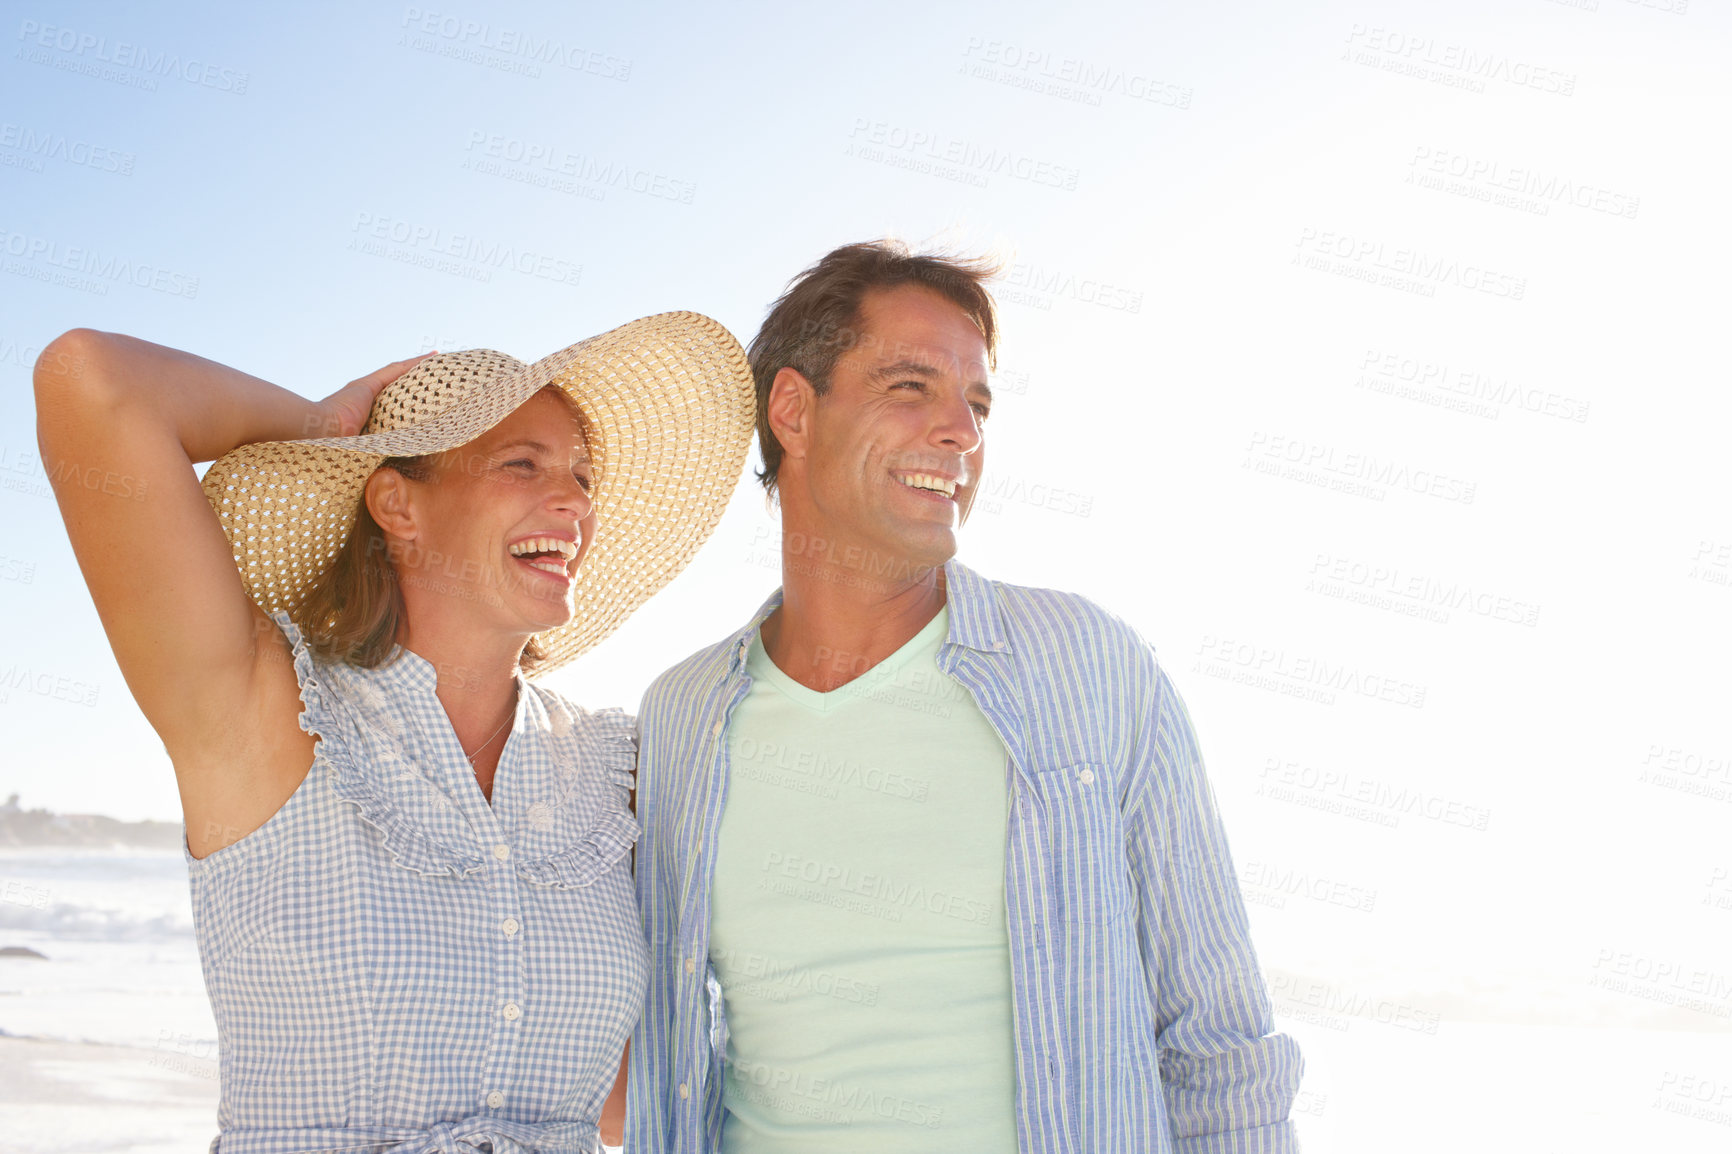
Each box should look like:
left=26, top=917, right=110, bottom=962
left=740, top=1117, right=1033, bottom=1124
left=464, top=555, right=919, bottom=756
left=0, top=848, right=216, bottom=1052
left=3, top=848, right=1729, bottom=1152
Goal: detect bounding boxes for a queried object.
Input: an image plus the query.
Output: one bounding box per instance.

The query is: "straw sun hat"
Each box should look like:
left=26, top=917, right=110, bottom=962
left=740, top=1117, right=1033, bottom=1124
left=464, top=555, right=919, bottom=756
left=201, top=311, right=755, bottom=675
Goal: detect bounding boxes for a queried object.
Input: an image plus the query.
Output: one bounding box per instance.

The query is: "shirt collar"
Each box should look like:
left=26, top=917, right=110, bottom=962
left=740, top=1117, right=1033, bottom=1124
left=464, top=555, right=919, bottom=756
left=722, top=555, right=1009, bottom=676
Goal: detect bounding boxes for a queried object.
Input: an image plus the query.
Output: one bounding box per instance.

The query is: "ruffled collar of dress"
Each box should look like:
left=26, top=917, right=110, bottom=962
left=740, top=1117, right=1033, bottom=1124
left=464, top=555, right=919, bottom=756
left=278, top=613, right=638, bottom=886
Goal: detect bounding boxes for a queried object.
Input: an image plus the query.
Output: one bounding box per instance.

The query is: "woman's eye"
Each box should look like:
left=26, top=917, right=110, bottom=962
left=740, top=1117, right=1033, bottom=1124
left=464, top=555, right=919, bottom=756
left=574, top=472, right=594, bottom=492
left=505, top=458, right=536, bottom=470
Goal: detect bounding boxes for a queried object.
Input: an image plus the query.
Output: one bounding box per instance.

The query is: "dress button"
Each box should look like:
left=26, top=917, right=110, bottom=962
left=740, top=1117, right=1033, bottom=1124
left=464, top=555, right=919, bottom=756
left=1078, top=769, right=1095, bottom=786
left=502, top=1002, right=521, bottom=1021
left=493, top=843, right=511, bottom=861
left=684, top=957, right=696, bottom=974
left=678, top=1082, right=690, bottom=1100
left=501, top=918, right=520, bottom=937
left=486, top=1090, right=505, bottom=1109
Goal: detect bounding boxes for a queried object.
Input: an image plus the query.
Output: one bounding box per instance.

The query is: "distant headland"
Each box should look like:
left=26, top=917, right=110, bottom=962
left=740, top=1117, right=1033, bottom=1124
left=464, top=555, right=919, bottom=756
left=0, top=794, right=181, bottom=850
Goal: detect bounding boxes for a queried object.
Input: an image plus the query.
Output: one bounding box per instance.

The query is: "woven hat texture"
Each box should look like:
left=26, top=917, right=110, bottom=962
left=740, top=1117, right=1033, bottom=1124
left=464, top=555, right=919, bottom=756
left=201, top=311, right=754, bottom=674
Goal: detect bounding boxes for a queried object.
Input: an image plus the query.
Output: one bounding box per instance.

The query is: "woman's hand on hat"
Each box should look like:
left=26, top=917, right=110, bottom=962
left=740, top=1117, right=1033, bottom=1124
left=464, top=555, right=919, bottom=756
left=310, top=353, right=437, bottom=438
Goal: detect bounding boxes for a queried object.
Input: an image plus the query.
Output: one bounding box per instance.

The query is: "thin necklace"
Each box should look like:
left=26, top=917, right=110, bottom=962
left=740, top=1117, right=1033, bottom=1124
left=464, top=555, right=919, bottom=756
left=463, top=708, right=514, bottom=764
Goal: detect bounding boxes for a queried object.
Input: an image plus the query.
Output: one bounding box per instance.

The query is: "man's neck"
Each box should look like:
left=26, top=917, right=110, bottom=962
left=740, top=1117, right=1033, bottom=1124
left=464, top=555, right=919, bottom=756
left=762, top=537, right=949, bottom=693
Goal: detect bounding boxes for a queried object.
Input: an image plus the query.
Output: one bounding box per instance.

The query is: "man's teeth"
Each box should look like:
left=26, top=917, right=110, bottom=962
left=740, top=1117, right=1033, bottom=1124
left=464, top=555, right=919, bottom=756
left=898, top=473, right=957, bottom=497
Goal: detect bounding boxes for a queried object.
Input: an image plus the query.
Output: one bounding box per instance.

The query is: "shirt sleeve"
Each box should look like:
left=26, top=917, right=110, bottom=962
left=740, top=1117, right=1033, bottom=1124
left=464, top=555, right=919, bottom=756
left=626, top=692, right=680, bottom=1154
left=625, top=678, right=729, bottom=1154
left=1124, top=661, right=1305, bottom=1153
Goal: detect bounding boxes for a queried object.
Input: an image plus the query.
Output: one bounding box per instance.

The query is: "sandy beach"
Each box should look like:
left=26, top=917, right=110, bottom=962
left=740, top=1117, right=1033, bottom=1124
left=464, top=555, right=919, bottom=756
left=2, top=1035, right=217, bottom=1153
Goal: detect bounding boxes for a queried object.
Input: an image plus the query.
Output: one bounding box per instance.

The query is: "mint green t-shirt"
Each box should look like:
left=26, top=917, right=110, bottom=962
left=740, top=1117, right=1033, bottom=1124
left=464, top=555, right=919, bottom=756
left=708, top=607, right=1018, bottom=1153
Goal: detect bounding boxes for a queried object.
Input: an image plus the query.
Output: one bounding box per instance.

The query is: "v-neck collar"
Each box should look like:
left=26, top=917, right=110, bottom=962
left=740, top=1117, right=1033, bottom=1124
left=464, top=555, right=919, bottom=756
left=746, top=606, right=950, bottom=714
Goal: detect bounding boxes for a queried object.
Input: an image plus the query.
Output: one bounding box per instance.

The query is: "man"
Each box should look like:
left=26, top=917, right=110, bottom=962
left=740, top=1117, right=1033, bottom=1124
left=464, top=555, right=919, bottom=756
left=627, top=242, right=1302, bottom=1153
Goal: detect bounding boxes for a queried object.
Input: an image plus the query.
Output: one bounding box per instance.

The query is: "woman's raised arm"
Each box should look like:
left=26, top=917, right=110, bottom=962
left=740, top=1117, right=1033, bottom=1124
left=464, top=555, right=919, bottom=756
left=32, top=330, right=424, bottom=853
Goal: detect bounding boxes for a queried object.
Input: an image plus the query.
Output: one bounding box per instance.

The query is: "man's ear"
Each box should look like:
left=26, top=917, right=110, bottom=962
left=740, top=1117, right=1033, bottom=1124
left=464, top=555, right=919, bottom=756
left=365, top=466, right=420, bottom=542
left=766, top=366, right=816, bottom=465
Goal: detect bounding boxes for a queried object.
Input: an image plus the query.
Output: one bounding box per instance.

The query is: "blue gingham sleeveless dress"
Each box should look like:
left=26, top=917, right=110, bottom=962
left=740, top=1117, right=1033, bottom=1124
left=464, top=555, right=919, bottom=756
left=185, top=613, right=648, bottom=1154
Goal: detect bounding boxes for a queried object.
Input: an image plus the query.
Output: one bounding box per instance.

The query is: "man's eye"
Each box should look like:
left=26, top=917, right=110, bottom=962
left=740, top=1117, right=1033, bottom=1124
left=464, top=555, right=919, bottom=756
left=893, top=380, right=926, bottom=392
left=505, top=458, right=536, bottom=470
left=971, top=404, right=991, bottom=420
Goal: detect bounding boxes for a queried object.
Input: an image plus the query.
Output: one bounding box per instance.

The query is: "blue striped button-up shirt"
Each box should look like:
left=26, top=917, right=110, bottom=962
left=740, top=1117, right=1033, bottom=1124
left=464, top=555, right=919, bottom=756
left=627, top=560, right=1303, bottom=1154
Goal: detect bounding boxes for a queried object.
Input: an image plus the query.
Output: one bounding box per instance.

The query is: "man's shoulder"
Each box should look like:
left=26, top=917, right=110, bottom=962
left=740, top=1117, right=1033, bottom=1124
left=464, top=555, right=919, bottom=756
left=970, top=568, right=1154, bottom=660
left=640, top=632, right=740, bottom=719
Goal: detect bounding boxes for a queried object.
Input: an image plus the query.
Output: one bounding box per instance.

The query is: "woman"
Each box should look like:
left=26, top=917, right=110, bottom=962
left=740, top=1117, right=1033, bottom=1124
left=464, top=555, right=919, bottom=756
left=32, top=316, right=756, bottom=1153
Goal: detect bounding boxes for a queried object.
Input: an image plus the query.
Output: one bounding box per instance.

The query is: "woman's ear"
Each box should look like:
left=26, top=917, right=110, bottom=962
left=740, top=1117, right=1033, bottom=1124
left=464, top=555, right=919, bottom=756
left=365, top=466, right=419, bottom=542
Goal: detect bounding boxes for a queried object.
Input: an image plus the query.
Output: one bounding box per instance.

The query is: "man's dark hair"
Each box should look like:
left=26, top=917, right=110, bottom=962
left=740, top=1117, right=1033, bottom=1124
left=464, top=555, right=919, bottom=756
left=748, top=240, right=1001, bottom=496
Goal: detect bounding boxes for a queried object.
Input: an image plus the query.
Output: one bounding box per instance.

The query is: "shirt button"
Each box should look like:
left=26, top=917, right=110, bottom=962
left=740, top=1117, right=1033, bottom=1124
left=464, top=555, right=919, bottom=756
left=502, top=1002, right=521, bottom=1021
left=486, top=1090, right=505, bottom=1109
left=501, top=918, right=520, bottom=937
left=1078, top=769, right=1095, bottom=786
left=711, top=721, right=724, bottom=737
left=492, top=843, right=511, bottom=861
left=684, top=957, right=696, bottom=974
left=678, top=1082, right=690, bottom=1100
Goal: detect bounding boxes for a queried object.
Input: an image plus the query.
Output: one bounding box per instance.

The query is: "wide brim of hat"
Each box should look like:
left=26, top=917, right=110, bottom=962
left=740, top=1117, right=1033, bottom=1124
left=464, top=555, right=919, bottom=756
left=200, top=311, right=756, bottom=675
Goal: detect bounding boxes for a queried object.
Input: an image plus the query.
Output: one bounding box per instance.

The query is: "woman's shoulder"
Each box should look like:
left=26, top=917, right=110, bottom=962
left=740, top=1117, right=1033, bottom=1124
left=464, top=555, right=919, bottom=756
left=525, top=684, right=635, bottom=750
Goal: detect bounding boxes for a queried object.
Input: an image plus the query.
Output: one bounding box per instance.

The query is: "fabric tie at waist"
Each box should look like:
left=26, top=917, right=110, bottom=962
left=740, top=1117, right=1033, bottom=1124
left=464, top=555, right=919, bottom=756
left=212, top=1115, right=599, bottom=1154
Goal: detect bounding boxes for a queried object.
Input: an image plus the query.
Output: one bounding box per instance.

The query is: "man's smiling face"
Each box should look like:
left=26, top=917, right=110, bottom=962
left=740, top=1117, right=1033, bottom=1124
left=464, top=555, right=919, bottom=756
left=789, top=283, right=992, bottom=573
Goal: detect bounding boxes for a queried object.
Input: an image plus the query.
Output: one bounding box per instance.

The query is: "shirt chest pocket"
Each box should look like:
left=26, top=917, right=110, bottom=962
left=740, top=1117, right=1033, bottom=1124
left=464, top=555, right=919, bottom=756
left=1025, top=762, right=1132, bottom=925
